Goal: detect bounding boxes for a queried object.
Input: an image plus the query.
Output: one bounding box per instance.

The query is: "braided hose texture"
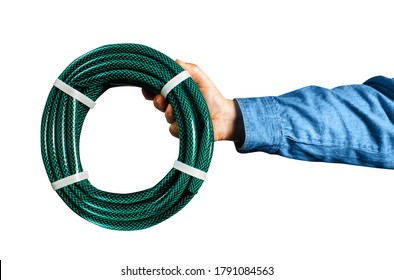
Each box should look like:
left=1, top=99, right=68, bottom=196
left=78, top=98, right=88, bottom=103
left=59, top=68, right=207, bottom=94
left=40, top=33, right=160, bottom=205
left=41, top=44, right=214, bottom=230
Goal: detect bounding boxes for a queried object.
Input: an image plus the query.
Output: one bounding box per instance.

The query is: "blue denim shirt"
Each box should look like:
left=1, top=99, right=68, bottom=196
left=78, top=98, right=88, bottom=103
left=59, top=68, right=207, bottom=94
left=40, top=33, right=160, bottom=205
left=235, top=76, right=394, bottom=169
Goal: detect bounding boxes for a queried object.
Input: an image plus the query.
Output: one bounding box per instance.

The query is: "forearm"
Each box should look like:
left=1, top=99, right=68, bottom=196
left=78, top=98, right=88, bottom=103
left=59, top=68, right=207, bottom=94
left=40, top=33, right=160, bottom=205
left=234, top=76, right=394, bottom=169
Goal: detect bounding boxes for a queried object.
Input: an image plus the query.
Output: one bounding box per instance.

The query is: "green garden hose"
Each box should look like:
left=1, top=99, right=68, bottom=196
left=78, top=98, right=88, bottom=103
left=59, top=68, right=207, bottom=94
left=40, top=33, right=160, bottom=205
left=41, top=44, right=214, bottom=231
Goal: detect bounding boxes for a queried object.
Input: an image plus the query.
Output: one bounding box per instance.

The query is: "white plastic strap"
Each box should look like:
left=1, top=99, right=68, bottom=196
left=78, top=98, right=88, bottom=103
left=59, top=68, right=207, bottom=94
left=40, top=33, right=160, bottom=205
left=51, top=171, right=89, bottom=190
left=54, top=79, right=96, bottom=109
left=160, top=71, right=191, bottom=98
left=173, top=160, right=207, bottom=181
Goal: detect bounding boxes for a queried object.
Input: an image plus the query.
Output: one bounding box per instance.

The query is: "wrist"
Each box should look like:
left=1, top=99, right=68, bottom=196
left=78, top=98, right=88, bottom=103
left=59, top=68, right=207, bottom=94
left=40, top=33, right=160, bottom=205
left=222, top=99, right=245, bottom=143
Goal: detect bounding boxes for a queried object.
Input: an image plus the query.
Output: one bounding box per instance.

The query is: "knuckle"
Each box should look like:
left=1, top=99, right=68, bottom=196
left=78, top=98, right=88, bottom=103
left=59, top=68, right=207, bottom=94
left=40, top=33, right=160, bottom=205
left=187, top=63, right=200, bottom=75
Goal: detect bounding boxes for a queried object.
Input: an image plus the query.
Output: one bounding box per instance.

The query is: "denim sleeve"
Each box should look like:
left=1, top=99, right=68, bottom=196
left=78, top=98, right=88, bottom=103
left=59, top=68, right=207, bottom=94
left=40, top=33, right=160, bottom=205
left=235, top=76, right=394, bottom=169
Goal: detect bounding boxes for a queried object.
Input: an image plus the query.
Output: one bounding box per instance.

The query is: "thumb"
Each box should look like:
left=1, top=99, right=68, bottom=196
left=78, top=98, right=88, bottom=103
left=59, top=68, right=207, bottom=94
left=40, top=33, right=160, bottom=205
left=176, top=59, right=216, bottom=90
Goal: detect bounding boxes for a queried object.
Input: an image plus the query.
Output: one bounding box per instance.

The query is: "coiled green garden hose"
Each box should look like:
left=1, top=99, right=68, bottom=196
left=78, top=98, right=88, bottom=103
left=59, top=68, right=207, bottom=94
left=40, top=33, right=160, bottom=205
left=41, top=44, right=214, bottom=231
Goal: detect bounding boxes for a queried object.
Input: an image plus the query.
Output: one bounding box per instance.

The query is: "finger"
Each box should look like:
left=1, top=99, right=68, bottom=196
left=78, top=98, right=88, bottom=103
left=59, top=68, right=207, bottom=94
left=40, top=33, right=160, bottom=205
left=153, top=94, right=168, bottom=112
left=141, top=88, right=156, bottom=100
left=169, top=122, right=179, bottom=138
left=176, top=59, right=216, bottom=90
left=165, top=104, right=175, bottom=124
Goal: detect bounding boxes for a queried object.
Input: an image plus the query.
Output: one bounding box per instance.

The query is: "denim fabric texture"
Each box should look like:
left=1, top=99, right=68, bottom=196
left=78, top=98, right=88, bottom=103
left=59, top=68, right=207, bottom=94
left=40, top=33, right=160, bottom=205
left=235, top=76, right=394, bottom=169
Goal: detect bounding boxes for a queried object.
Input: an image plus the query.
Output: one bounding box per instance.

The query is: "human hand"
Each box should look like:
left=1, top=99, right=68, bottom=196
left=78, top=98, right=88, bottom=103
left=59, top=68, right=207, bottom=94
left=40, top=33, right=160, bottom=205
left=142, top=60, right=243, bottom=142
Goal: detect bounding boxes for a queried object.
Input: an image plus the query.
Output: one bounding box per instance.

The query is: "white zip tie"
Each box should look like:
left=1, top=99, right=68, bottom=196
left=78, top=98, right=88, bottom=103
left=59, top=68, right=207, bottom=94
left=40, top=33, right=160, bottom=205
left=51, top=171, right=89, bottom=190
left=54, top=79, right=96, bottom=109
left=173, top=160, right=207, bottom=181
left=161, top=71, right=191, bottom=98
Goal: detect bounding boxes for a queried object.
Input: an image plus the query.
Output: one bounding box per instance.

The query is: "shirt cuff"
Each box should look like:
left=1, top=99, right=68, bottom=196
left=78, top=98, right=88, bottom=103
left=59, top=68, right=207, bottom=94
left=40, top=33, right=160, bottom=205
left=234, top=97, right=282, bottom=154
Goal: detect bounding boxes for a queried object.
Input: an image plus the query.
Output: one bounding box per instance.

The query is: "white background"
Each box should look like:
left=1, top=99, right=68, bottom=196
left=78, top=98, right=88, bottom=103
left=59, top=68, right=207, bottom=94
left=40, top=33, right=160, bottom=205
left=1, top=0, right=394, bottom=279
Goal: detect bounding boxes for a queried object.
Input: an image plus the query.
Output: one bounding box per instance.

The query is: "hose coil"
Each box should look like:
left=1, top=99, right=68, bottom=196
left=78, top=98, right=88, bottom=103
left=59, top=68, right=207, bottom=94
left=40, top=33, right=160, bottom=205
left=41, top=44, right=214, bottom=230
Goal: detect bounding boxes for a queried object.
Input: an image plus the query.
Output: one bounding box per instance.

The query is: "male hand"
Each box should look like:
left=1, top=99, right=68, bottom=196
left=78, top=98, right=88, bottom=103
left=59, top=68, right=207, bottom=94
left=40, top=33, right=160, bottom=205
left=142, top=60, right=242, bottom=142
